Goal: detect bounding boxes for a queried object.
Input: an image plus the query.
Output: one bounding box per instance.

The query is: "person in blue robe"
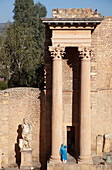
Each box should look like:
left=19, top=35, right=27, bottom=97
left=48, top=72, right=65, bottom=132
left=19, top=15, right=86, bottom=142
left=60, top=144, right=67, bottom=163
left=63, top=145, right=67, bottom=163
left=60, top=143, right=64, bottom=161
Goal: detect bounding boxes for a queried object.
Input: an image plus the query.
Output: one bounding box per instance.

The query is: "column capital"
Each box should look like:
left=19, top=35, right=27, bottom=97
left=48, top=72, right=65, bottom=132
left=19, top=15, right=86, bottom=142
left=49, top=46, right=65, bottom=59
left=78, top=47, right=92, bottom=60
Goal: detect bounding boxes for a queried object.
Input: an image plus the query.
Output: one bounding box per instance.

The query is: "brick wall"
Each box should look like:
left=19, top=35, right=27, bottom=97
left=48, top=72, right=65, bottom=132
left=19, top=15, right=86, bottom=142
left=0, top=88, right=45, bottom=168
left=91, top=16, right=112, bottom=150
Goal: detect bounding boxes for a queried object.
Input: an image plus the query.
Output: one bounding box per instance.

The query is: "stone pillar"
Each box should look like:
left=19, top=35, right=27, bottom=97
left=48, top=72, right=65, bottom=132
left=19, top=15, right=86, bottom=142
left=97, top=135, right=103, bottom=156
left=49, top=46, right=65, bottom=162
left=78, top=47, right=93, bottom=164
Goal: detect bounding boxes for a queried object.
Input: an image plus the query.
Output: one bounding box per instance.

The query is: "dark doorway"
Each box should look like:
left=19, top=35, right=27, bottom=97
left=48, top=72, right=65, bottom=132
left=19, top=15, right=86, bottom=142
left=67, top=126, right=75, bottom=157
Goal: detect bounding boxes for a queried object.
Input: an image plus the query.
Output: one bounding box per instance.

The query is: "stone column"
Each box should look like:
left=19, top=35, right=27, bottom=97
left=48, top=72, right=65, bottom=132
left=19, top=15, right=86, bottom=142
left=49, top=46, right=65, bottom=162
left=78, top=47, right=93, bottom=164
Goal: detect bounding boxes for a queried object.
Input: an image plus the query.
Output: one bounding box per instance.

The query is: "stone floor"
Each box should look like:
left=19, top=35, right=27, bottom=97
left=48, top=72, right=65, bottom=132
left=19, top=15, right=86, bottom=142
left=67, top=151, right=112, bottom=165
left=92, top=151, right=112, bottom=165
left=47, top=163, right=112, bottom=170
left=1, top=152, right=112, bottom=170
left=47, top=152, right=112, bottom=170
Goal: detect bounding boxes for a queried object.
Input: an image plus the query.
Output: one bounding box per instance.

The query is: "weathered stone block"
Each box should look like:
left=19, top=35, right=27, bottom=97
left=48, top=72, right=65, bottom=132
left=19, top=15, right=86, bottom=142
left=104, top=134, right=111, bottom=153
left=96, top=135, right=103, bottom=156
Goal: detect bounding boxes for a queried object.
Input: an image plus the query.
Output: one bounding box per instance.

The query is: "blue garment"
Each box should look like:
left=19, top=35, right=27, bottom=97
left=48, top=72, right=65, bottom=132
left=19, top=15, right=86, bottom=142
left=60, top=146, right=67, bottom=161
left=60, top=146, right=64, bottom=160
left=62, top=146, right=67, bottom=161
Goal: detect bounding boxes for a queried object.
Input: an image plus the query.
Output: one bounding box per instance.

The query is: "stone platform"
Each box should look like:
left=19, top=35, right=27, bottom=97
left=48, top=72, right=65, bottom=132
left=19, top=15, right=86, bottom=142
left=47, top=163, right=112, bottom=170
left=2, top=152, right=112, bottom=170
left=47, top=152, right=112, bottom=170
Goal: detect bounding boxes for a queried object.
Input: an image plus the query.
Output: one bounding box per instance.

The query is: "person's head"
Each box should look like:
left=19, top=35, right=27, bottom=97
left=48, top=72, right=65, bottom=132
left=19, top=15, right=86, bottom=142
left=23, top=118, right=28, bottom=125
left=61, top=143, right=64, bottom=146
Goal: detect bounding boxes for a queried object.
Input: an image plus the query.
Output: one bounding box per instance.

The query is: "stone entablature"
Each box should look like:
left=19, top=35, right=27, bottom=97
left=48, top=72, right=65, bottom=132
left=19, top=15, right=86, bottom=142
left=41, top=18, right=103, bottom=47
left=53, top=7, right=100, bottom=18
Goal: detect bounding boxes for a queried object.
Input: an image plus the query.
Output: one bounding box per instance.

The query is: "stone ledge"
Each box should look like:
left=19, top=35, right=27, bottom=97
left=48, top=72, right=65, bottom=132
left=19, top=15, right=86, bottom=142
left=47, top=162, right=112, bottom=170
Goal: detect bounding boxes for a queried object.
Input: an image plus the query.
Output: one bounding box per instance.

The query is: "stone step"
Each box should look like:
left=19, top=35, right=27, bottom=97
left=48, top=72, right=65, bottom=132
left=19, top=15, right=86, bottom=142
left=47, top=162, right=112, bottom=170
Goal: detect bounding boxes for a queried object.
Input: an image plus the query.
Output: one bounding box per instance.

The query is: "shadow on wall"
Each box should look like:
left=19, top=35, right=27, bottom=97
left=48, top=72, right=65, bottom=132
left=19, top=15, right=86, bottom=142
left=14, top=91, right=47, bottom=170
left=65, top=47, right=81, bottom=162
left=44, top=24, right=52, bottom=163
left=39, top=90, right=47, bottom=170
left=15, top=125, right=22, bottom=168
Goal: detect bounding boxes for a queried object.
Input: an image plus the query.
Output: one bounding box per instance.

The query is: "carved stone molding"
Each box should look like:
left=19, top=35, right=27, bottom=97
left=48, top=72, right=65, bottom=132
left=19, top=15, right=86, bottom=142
left=49, top=46, right=65, bottom=59
left=78, top=47, right=92, bottom=60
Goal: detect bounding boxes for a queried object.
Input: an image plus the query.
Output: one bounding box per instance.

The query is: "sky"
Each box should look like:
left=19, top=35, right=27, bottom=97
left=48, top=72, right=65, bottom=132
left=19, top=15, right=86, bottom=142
left=0, top=0, right=112, bottom=23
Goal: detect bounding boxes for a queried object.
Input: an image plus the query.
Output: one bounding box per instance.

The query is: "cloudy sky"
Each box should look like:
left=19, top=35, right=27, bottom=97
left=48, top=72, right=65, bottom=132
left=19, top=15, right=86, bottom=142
left=0, top=0, right=112, bottom=23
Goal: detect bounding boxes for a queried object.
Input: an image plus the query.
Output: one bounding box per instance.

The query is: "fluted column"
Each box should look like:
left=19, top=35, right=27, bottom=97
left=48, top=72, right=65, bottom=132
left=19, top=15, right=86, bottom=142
left=49, top=46, right=65, bottom=162
left=78, top=47, right=93, bottom=164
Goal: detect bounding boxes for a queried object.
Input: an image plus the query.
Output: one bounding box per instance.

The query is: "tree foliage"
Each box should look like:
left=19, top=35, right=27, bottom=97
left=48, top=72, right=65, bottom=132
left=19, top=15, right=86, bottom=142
left=0, top=0, right=47, bottom=89
left=0, top=81, right=8, bottom=90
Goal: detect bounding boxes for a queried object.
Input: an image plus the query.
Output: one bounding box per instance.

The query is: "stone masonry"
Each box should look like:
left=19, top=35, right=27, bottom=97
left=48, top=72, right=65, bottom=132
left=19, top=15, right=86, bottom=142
left=0, top=88, right=46, bottom=169
left=52, top=7, right=100, bottom=18
left=91, top=16, right=112, bottom=151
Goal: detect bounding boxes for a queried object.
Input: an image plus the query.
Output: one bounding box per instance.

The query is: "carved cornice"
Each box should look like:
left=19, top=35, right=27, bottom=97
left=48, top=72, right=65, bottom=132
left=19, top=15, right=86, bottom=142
left=78, top=47, right=92, bottom=60
left=49, top=46, right=65, bottom=59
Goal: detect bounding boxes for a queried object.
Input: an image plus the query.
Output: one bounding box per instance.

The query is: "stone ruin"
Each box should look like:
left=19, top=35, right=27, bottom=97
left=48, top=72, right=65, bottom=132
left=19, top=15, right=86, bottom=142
left=52, top=7, right=101, bottom=18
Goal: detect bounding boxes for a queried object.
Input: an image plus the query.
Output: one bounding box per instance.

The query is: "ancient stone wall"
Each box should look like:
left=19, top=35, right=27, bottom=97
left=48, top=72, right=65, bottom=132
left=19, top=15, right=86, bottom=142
left=0, top=88, right=45, bottom=168
left=91, top=16, right=112, bottom=150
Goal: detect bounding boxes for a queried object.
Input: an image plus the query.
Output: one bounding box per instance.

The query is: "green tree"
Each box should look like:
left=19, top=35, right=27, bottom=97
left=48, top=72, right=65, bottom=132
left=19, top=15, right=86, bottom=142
left=0, top=0, right=47, bottom=89
left=13, top=0, right=47, bottom=60
left=13, top=0, right=35, bottom=25
left=0, top=22, right=38, bottom=86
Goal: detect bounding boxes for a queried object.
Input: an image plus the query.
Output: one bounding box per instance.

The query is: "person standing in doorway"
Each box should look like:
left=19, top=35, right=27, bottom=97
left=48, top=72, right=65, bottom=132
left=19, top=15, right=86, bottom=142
left=60, top=143, right=67, bottom=163
left=60, top=143, right=64, bottom=162
left=63, top=145, right=67, bottom=163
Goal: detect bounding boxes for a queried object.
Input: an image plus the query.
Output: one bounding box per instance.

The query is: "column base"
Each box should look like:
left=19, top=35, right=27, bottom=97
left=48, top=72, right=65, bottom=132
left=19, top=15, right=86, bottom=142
left=78, top=155, right=93, bottom=164
left=49, top=155, right=62, bottom=164
left=20, top=166, right=33, bottom=170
